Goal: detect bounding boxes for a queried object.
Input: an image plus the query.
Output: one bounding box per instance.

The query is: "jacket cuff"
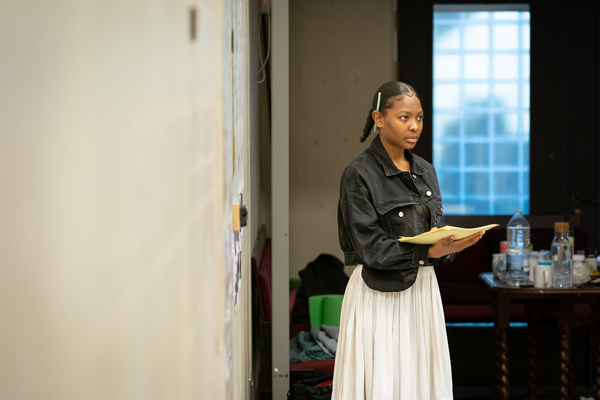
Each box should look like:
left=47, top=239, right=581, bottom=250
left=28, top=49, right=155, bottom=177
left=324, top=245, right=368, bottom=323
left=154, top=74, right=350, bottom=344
left=414, top=244, right=430, bottom=267
left=429, top=253, right=456, bottom=266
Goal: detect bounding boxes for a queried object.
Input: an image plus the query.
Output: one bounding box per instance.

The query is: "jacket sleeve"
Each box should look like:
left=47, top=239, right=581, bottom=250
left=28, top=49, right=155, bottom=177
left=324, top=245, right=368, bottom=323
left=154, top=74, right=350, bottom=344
left=429, top=252, right=457, bottom=266
left=341, top=188, right=430, bottom=270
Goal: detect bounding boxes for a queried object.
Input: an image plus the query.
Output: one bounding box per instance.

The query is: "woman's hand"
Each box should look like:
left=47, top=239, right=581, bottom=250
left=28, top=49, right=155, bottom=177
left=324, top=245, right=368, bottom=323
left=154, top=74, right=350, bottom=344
left=427, top=227, right=484, bottom=259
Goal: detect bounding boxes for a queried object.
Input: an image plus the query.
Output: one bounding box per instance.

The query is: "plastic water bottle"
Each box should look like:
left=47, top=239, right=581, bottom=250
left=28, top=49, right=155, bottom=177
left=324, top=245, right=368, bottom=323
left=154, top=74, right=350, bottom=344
left=506, top=209, right=531, bottom=286
left=552, top=222, right=573, bottom=288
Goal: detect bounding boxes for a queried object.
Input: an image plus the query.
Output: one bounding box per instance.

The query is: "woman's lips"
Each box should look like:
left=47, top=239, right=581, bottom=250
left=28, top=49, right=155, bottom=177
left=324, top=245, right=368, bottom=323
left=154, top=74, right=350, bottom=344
left=406, top=137, right=419, bottom=143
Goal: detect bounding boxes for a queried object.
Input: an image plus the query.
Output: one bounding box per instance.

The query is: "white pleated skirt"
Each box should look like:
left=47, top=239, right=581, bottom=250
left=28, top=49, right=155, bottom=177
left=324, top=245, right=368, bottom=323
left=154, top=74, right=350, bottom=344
left=331, top=266, right=453, bottom=400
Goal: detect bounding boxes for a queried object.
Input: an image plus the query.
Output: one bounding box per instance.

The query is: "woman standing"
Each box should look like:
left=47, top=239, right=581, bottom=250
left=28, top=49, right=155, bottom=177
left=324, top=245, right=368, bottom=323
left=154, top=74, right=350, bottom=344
left=333, top=81, right=483, bottom=400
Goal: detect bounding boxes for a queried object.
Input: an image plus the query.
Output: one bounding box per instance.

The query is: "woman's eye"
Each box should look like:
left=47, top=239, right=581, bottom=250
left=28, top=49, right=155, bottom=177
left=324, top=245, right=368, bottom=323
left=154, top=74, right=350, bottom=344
left=400, top=116, right=407, bottom=120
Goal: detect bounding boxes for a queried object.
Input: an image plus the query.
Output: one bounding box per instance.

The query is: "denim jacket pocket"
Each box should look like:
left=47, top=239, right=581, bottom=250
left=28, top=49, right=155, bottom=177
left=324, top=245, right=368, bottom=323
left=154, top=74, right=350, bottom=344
left=374, top=200, right=418, bottom=238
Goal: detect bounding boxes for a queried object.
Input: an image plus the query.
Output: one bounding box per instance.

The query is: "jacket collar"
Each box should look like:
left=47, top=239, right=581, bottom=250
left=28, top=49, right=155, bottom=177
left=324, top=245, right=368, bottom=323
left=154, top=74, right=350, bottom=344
left=369, top=134, right=428, bottom=177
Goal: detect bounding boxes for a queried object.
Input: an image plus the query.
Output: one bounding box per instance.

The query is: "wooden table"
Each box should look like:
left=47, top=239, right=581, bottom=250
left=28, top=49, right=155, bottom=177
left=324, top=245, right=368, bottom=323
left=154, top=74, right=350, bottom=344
left=479, top=272, right=600, bottom=400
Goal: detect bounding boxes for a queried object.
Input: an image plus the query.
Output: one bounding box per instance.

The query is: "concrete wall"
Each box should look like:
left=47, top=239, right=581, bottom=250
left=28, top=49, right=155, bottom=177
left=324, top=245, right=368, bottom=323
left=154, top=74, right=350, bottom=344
left=0, top=1, right=257, bottom=399
left=289, top=0, right=397, bottom=277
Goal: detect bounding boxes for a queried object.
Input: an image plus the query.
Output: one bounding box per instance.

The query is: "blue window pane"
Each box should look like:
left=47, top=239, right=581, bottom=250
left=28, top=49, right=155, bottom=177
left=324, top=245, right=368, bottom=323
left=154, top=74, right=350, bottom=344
left=493, top=84, right=519, bottom=108
left=465, top=172, right=489, bottom=195
left=493, top=12, right=520, bottom=20
left=523, top=83, right=530, bottom=108
left=465, top=201, right=490, bottom=215
left=435, top=55, right=460, bottom=79
left=438, top=172, right=460, bottom=196
left=493, top=25, right=520, bottom=49
left=522, top=24, right=530, bottom=50
left=495, top=199, right=520, bottom=214
left=434, top=113, right=460, bottom=137
left=522, top=199, right=530, bottom=215
left=464, top=84, right=490, bottom=107
left=465, top=143, right=489, bottom=166
left=464, top=55, right=489, bottom=79
left=494, top=113, right=519, bottom=138
left=435, top=12, right=461, bottom=21
left=523, top=113, right=530, bottom=134
left=523, top=54, right=530, bottom=79
left=493, top=55, right=519, bottom=79
left=443, top=202, right=463, bottom=215
left=466, top=12, right=489, bottom=20
left=465, top=113, right=489, bottom=137
left=494, top=142, right=518, bottom=166
left=495, top=172, right=519, bottom=194
left=434, top=143, right=460, bottom=167
left=523, top=172, right=529, bottom=198
left=523, top=142, right=529, bottom=165
left=464, top=25, right=489, bottom=49
left=434, top=26, right=460, bottom=49
left=435, top=84, right=461, bottom=108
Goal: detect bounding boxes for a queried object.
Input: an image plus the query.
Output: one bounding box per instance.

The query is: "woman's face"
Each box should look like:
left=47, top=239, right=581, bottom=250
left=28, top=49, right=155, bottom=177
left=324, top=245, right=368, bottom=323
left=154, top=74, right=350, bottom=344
left=374, top=94, right=423, bottom=151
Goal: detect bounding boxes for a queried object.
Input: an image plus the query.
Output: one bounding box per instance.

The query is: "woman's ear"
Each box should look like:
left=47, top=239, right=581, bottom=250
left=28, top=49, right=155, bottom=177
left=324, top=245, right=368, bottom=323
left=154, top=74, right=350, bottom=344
left=372, top=110, right=383, bottom=130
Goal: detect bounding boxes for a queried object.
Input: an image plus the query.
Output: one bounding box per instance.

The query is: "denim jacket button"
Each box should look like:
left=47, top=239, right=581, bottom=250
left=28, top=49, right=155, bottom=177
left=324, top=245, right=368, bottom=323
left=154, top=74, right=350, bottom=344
left=412, top=174, right=417, bottom=179
left=398, top=211, right=404, bottom=217
left=426, top=190, right=432, bottom=196
left=419, top=260, right=425, bottom=265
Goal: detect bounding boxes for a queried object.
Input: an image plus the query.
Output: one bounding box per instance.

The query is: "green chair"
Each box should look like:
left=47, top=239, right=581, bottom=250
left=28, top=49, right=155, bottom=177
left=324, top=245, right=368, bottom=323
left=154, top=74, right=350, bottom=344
left=308, top=294, right=344, bottom=328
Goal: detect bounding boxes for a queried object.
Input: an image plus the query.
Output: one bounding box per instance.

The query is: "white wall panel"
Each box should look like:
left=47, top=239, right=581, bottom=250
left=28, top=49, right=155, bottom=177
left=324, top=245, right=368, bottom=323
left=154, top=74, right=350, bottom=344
left=0, top=0, right=255, bottom=399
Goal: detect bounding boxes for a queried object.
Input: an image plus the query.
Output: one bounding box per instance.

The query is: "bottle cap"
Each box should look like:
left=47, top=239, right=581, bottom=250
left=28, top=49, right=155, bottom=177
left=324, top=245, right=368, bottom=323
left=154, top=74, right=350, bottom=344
left=573, top=254, right=585, bottom=261
left=515, top=209, right=523, bottom=213
left=554, top=222, right=569, bottom=233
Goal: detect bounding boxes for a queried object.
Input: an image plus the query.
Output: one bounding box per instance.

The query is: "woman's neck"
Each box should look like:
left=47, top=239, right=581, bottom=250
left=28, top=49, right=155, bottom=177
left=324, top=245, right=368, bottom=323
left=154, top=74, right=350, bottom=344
left=381, top=140, right=410, bottom=171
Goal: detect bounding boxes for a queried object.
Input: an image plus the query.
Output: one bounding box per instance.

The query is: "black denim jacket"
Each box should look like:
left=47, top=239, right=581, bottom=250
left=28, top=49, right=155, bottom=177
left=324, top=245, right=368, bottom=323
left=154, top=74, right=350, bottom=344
left=338, top=135, right=456, bottom=292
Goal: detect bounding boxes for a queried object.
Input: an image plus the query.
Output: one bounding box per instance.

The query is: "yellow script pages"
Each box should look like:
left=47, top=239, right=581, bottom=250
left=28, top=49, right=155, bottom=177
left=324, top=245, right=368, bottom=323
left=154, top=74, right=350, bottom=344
left=398, top=224, right=499, bottom=245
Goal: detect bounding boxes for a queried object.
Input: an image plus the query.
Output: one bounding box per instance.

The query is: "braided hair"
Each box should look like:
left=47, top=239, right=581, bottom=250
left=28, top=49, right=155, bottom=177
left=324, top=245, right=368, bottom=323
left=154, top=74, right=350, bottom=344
left=360, top=81, right=419, bottom=143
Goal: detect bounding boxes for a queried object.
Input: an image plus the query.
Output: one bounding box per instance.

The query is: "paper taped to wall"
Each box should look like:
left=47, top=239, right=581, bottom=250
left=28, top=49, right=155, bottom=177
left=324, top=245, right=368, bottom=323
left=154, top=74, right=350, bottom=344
left=399, top=224, right=499, bottom=245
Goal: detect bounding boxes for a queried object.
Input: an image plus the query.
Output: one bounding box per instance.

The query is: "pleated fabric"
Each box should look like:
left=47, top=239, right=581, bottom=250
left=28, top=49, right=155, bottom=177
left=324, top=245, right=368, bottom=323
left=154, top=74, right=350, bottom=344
left=331, top=266, right=453, bottom=400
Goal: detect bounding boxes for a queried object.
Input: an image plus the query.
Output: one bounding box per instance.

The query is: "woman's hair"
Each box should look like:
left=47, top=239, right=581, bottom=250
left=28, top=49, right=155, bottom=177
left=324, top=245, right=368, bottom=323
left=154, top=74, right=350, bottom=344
left=360, top=81, right=419, bottom=143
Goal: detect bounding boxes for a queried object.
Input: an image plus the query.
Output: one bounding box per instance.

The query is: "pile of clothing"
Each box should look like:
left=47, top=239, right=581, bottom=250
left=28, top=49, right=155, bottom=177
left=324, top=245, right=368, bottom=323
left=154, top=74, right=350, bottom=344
left=290, top=325, right=339, bottom=363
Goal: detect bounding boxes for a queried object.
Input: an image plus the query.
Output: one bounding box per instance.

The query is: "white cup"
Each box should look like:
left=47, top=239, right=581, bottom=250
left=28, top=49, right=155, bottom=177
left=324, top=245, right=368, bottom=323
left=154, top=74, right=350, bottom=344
left=529, top=256, right=539, bottom=281
left=533, top=263, right=552, bottom=288
left=492, top=253, right=507, bottom=281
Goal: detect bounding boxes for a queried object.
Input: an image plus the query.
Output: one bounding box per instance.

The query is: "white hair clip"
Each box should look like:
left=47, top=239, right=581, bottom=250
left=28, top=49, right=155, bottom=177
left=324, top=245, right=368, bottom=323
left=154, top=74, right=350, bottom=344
left=373, top=92, right=382, bottom=133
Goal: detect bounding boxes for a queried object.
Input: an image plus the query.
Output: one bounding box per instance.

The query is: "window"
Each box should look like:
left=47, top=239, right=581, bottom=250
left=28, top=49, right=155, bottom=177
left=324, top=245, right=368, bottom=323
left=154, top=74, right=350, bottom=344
left=433, top=5, right=530, bottom=215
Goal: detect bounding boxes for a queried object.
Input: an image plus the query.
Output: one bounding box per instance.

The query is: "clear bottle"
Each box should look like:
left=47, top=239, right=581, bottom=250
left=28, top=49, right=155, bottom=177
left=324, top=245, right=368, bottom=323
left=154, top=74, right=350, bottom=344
left=585, top=248, right=598, bottom=272
left=506, top=209, right=531, bottom=286
left=552, top=222, right=573, bottom=288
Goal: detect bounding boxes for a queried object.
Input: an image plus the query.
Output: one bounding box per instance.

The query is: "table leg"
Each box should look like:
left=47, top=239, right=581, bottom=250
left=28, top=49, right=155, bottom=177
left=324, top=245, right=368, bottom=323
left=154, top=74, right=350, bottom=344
left=568, top=337, right=577, bottom=400
left=495, top=326, right=510, bottom=400
left=559, top=334, right=570, bottom=400
left=493, top=291, right=510, bottom=400
left=557, top=297, right=573, bottom=400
